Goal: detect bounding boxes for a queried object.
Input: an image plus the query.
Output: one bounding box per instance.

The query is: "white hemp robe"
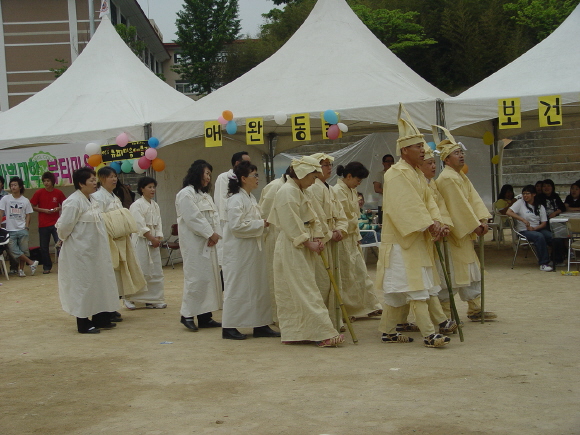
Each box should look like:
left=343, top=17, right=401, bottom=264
left=176, top=186, right=222, bottom=318
left=267, top=178, right=338, bottom=342
left=56, top=190, right=118, bottom=318
left=222, top=190, right=271, bottom=328
left=129, top=197, right=165, bottom=304
left=332, top=178, right=382, bottom=318
left=213, top=169, right=233, bottom=266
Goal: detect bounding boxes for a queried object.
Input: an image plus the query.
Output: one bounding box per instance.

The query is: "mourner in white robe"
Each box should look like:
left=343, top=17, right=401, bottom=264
left=222, top=190, right=271, bottom=328
left=57, top=190, right=118, bottom=318
left=129, top=197, right=165, bottom=305
left=213, top=169, right=233, bottom=266
left=176, top=186, right=223, bottom=318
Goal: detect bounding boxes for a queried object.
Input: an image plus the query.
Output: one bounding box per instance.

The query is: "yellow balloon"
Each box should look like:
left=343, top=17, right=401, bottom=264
left=461, top=163, right=469, bottom=174
left=482, top=131, right=494, bottom=146
left=95, top=162, right=106, bottom=171
left=491, top=155, right=500, bottom=165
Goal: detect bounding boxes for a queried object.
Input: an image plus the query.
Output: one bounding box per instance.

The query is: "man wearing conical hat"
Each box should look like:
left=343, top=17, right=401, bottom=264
left=433, top=125, right=497, bottom=322
left=376, top=104, right=453, bottom=348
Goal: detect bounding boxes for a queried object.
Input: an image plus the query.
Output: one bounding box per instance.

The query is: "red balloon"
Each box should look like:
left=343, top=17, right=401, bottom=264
left=327, top=124, right=340, bottom=140
left=138, top=156, right=151, bottom=170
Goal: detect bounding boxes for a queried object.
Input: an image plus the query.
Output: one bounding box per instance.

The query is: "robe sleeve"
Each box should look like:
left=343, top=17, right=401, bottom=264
left=270, top=190, right=310, bottom=248
left=333, top=183, right=359, bottom=235
left=436, top=173, right=482, bottom=239
left=331, top=190, right=349, bottom=234
left=305, top=189, right=332, bottom=243
left=226, top=195, right=265, bottom=239
left=56, top=199, right=81, bottom=241
left=129, top=200, right=149, bottom=237
left=177, top=191, right=215, bottom=239
left=213, top=173, right=228, bottom=221
left=153, top=201, right=163, bottom=238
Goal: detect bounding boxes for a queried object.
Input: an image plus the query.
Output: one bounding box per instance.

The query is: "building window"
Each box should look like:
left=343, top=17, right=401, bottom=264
left=174, top=52, right=182, bottom=64
left=110, top=2, right=118, bottom=25
left=176, top=82, right=194, bottom=94
left=150, top=54, right=155, bottom=71
left=121, top=14, right=127, bottom=25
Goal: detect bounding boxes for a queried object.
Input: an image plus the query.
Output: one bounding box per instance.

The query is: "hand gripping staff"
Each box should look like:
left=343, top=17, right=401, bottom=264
left=434, top=239, right=464, bottom=342
left=319, top=250, right=358, bottom=344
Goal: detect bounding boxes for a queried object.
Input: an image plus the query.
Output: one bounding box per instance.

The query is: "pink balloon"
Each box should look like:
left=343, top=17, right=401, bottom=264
left=138, top=156, right=151, bottom=170
left=145, top=148, right=158, bottom=160
left=327, top=124, right=340, bottom=140
left=116, top=132, right=129, bottom=148
left=217, top=116, right=228, bottom=125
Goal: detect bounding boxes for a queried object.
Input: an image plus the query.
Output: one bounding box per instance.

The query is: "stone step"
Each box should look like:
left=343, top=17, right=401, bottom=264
left=503, top=172, right=579, bottom=188
left=503, top=153, right=580, bottom=165
left=502, top=162, right=580, bottom=174
left=517, top=124, right=580, bottom=140
left=505, top=139, right=580, bottom=151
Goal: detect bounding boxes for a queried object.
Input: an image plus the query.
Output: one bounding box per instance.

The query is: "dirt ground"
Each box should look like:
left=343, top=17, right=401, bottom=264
left=1, top=238, right=579, bottom=435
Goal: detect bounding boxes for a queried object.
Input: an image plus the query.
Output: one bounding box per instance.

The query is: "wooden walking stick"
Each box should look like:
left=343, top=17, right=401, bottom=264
left=320, top=250, right=358, bottom=344
left=331, top=242, right=342, bottom=330
left=478, top=234, right=485, bottom=324
left=435, top=240, right=464, bottom=342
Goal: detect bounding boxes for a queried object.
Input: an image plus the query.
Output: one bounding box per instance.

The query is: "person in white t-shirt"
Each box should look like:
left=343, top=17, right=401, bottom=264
left=0, top=177, right=39, bottom=277
left=372, top=154, right=394, bottom=224
left=507, top=184, right=553, bottom=272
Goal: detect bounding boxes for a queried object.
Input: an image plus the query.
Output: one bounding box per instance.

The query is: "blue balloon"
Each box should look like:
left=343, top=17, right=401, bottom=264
left=148, top=137, right=160, bottom=148
left=110, top=161, right=122, bottom=174
left=427, top=141, right=436, bottom=150
left=226, top=120, right=237, bottom=135
left=323, top=109, right=338, bottom=125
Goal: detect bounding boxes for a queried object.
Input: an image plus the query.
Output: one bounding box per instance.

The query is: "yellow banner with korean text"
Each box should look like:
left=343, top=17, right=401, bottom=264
left=538, top=95, right=562, bottom=127
left=205, top=121, right=222, bottom=147
left=245, top=118, right=264, bottom=145
left=291, top=114, right=311, bottom=142
left=498, top=98, right=521, bottom=129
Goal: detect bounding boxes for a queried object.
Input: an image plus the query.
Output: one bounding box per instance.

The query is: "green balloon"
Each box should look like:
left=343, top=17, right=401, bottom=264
left=121, top=160, right=133, bottom=173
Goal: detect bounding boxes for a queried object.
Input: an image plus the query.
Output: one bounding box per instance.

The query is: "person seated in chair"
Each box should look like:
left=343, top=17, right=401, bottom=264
left=357, top=192, right=380, bottom=244
left=494, top=184, right=516, bottom=215
left=564, top=182, right=580, bottom=212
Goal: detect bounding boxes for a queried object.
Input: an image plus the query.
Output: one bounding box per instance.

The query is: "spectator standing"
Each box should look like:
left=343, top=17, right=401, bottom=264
left=0, top=177, right=38, bottom=277
left=30, top=172, right=66, bottom=274
left=372, top=154, right=395, bottom=224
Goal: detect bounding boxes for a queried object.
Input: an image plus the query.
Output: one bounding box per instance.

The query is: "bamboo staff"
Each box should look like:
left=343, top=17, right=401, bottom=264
left=435, top=240, right=464, bottom=342
left=320, top=250, right=358, bottom=344
left=331, top=241, right=342, bottom=330
left=479, top=234, right=485, bottom=324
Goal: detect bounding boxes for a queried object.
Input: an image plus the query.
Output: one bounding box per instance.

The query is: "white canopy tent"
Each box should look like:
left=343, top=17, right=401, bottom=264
left=153, top=0, right=449, bottom=153
left=0, top=15, right=193, bottom=150
left=444, top=3, right=580, bottom=139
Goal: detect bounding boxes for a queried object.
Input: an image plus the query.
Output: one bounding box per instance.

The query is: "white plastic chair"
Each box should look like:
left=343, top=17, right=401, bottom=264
left=0, top=235, right=10, bottom=280
left=565, top=218, right=580, bottom=271
left=359, top=229, right=380, bottom=262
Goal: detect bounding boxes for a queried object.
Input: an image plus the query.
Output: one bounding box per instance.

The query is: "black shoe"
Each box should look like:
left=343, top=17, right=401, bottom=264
left=222, top=328, right=247, bottom=340
left=110, top=311, right=123, bottom=323
left=253, top=325, right=281, bottom=338
left=79, top=327, right=100, bottom=334
left=199, top=319, right=222, bottom=328
left=93, top=322, right=116, bottom=330
left=181, top=316, right=198, bottom=331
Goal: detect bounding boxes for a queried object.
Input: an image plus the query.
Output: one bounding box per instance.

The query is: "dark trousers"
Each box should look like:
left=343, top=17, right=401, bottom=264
left=39, top=225, right=59, bottom=271
left=378, top=206, right=383, bottom=225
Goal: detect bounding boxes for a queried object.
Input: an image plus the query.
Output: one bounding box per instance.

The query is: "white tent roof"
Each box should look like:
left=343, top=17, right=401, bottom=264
left=153, top=0, right=448, bottom=151
left=0, top=16, right=193, bottom=149
left=444, top=4, right=580, bottom=137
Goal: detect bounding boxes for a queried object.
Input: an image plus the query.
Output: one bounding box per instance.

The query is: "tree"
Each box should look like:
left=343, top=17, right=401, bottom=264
left=115, top=24, right=147, bottom=58
left=173, top=0, right=241, bottom=95
left=49, top=58, right=69, bottom=79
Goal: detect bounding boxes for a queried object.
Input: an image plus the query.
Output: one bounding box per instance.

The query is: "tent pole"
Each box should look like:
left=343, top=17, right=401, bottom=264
left=143, top=122, right=154, bottom=182
left=491, top=119, right=499, bottom=204
left=267, top=132, right=276, bottom=183
left=88, top=0, right=95, bottom=38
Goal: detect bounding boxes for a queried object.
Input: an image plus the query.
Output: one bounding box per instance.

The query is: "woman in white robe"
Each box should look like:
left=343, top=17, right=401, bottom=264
left=268, top=157, right=344, bottom=347
left=176, top=160, right=222, bottom=331
left=128, top=176, right=166, bottom=308
left=56, top=167, right=119, bottom=334
left=333, top=162, right=382, bottom=320
left=221, top=161, right=279, bottom=340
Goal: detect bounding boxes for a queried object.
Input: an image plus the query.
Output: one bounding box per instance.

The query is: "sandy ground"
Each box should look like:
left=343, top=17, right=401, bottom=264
left=1, top=239, right=579, bottom=435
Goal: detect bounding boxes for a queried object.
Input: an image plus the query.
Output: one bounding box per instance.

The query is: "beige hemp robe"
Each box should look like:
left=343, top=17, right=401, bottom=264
left=267, top=177, right=338, bottom=342
left=435, top=166, right=491, bottom=286
left=332, top=178, right=382, bottom=318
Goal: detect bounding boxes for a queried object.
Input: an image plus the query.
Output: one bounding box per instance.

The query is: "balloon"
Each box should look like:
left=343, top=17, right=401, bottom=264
left=85, top=142, right=101, bottom=155
left=491, top=155, right=500, bottom=165
left=274, top=111, right=287, bottom=125
left=145, top=147, right=158, bottom=160
left=217, top=116, right=228, bottom=125
left=116, top=132, right=129, bottom=147
left=110, top=161, right=122, bottom=174
left=133, top=159, right=146, bottom=174
left=482, top=131, right=494, bottom=145
left=337, top=122, right=348, bottom=133
left=226, top=120, right=237, bottom=135
left=151, top=158, right=165, bottom=172
left=222, top=110, right=234, bottom=121
left=461, top=163, right=469, bottom=174
left=427, top=141, right=436, bottom=150
left=148, top=137, right=160, bottom=148
left=327, top=124, right=340, bottom=140
left=121, top=160, right=133, bottom=173
left=95, top=162, right=106, bottom=172
left=87, top=154, right=102, bottom=167
left=323, top=109, right=338, bottom=125
left=138, top=156, right=151, bottom=170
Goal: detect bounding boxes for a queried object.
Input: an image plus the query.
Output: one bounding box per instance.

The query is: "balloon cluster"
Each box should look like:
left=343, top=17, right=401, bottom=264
left=218, top=110, right=237, bottom=134
left=323, top=109, right=348, bottom=140
left=85, top=134, right=165, bottom=175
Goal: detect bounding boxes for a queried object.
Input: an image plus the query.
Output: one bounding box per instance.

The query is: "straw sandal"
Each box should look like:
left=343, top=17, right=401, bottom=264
left=467, top=311, right=497, bottom=322
left=396, top=323, right=420, bottom=333
left=438, top=319, right=458, bottom=335
left=423, top=333, right=450, bottom=348
left=368, top=310, right=383, bottom=317
left=316, top=334, right=345, bottom=347
left=381, top=333, right=414, bottom=343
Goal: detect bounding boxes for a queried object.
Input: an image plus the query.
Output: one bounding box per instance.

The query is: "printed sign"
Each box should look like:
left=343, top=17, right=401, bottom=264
left=101, top=141, right=148, bottom=162
left=291, top=114, right=311, bottom=142
left=245, top=118, right=264, bottom=145
left=538, top=95, right=562, bottom=127
left=205, top=121, right=223, bottom=147
left=498, top=98, right=521, bottom=129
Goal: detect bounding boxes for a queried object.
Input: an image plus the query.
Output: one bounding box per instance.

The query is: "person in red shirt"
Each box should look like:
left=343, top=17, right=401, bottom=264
left=31, top=172, right=66, bottom=274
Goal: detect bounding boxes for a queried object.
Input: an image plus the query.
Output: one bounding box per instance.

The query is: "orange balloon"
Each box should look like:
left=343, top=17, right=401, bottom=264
left=222, top=110, right=234, bottom=121
left=87, top=154, right=102, bottom=167
left=151, top=158, right=165, bottom=172
left=461, top=163, right=469, bottom=174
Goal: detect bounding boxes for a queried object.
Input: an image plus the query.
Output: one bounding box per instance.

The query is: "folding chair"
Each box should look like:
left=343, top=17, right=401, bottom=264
left=359, top=229, right=380, bottom=262
left=161, top=224, right=180, bottom=268
left=565, top=218, right=580, bottom=271
left=0, top=229, right=10, bottom=280
left=508, top=217, right=538, bottom=269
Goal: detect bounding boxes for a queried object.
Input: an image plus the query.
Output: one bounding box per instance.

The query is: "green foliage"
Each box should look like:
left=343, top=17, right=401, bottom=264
left=115, top=24, right=147, bottom=57
left=49, top=58, right=68, bottom=79
left=173, top=0, right=241, bottom=95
